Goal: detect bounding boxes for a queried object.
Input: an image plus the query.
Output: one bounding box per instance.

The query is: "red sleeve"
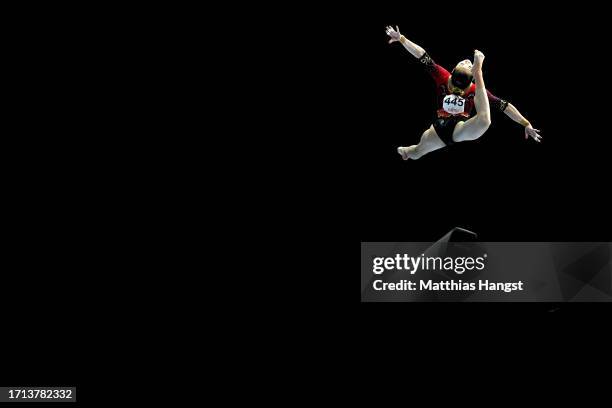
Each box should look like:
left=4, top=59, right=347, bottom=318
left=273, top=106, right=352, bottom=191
left=430, top=64, right=450, bottom=86
left=418, top=53, right=450, bottom=86
left=486, top=90, right=509, bottom=112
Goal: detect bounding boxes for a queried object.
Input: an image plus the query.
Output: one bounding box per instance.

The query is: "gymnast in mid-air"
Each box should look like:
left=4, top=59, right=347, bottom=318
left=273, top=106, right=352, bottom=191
left=385, top=25, right=541, bottom=160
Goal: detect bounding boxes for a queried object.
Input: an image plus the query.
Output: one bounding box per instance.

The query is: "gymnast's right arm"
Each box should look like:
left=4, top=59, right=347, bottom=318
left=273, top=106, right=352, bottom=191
left=385, top=26, right=426, bottom=58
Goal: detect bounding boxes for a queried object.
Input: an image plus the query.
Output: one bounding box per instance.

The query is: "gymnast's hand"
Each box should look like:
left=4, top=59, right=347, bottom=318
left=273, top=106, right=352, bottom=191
left=525, top=124, right=542, bottom=142
left=385, top=26, right=401, bottom=43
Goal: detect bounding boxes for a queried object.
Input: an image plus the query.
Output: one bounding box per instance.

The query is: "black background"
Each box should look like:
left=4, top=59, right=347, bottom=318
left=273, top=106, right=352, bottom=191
left=355, top=4, right=611, bottom=242
left=0, top=4, right=103, bottom=401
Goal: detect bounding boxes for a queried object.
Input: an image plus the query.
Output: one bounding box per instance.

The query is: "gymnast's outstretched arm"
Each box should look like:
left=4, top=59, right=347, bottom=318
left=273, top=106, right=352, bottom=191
left=503, top=103, right=542, bottom=142
left=385, top=26, right=426, bottom=58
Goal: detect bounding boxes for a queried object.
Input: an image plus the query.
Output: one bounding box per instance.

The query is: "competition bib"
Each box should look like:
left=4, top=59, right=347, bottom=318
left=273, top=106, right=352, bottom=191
left=442, top=94, right=465, bottom=115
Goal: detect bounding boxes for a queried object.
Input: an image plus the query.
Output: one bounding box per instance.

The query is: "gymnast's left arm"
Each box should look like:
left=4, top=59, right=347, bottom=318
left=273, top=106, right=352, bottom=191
left=487, top=90, right=542, bottom=143
left=503, top=103, right=542, bottom=142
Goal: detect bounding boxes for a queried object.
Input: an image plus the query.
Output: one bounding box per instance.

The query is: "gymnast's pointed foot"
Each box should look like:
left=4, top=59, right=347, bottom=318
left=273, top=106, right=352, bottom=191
left=472, top=49, right=485, bottom=74
left=397, top=146, right=414, bottom=160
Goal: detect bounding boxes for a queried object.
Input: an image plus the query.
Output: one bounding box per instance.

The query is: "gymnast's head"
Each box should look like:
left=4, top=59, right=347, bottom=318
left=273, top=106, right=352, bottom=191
left=450, top=59, right=474, bottom=94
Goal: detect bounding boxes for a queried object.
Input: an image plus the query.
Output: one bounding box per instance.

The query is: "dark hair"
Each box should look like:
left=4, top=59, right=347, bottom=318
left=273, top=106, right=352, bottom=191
left=450, top=69, right=473, bottom=90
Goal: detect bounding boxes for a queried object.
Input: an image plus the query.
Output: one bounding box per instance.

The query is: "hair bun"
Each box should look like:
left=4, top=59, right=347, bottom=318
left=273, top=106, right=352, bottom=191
left=450, top=70, right=473, bottom=90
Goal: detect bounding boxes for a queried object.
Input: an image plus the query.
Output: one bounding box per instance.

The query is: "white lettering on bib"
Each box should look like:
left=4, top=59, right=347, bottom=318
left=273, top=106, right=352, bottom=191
left=442, top=94, right=465, bottom=115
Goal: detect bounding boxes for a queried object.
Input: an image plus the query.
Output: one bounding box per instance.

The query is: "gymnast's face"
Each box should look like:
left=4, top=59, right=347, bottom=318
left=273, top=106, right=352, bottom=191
left=454, top=59, right=473, bottom=74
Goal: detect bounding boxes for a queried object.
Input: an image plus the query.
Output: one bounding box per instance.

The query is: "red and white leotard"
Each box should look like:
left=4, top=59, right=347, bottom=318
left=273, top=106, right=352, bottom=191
left=418, top=52, right=508, bottom=118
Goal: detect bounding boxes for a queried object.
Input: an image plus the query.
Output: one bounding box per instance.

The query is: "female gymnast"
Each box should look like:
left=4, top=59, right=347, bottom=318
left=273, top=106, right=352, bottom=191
left=385, top=25, right=541, bottom=160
